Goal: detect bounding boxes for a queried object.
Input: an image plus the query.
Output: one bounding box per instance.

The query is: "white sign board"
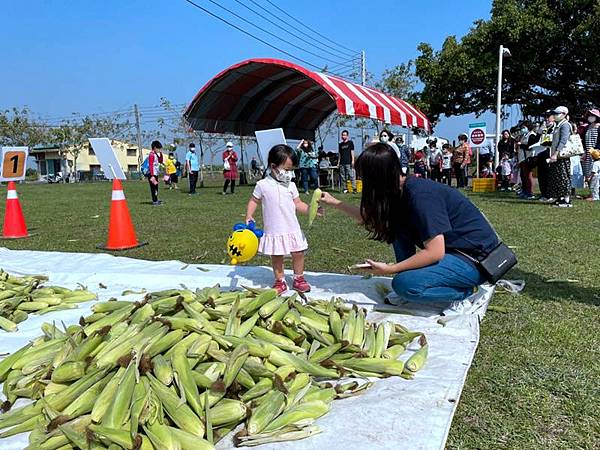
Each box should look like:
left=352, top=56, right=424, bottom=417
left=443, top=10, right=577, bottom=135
left=255, top=128, right=286, bottom=165
left=88, top=138, right=126, bottom=180
left=0, top=146, right=29, bottom=181
left=468, top=122, right=487, bottom=147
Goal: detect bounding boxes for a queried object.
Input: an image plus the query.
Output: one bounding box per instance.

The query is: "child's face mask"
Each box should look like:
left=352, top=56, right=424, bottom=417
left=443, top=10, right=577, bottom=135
left=272, top=166, right=294, bottom=185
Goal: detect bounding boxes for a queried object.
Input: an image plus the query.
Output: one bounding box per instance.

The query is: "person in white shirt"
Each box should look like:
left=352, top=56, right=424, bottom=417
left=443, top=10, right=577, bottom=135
left=427, top=140, right=443, bottom=182
left=441, top=144, right=452, bottom=186
left=587, top=149, right=600, bottom=201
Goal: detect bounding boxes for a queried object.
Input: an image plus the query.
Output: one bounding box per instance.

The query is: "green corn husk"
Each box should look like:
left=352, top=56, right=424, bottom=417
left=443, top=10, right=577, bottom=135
left=263, top=400, right=330, bottom=433
left=247, top=390, right=286, bottom=434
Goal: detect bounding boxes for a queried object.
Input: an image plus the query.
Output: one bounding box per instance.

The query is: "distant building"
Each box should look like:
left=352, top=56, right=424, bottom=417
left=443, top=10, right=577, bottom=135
left=30, top=140, right=150, bottom=180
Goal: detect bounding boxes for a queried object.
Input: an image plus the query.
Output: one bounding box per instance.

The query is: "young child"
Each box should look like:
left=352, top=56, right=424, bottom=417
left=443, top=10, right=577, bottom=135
left=587, top=149, right=600, bottom=201
left=413, top=150, right=427, bottom=177
left=500, top=153, right=512, bottom=191
left=441, top=144, right=452, bottom=186
left=481, top=160, right=494, bottom=178
left=246, top=145, right=318, bottom=294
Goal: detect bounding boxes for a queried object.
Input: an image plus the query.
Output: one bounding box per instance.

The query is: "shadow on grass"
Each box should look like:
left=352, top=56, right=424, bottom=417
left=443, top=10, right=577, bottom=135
left=509, top=267, right=599, bottom=307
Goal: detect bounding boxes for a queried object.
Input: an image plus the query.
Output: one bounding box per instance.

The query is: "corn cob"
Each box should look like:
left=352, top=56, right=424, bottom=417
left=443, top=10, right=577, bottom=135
left=268, top=349, right=339, bottom=378
left=404, top=335, right=428, bottom=373
left=209, top=398, right=248, bottom=427
left=172, top=347, right=203, bottom=417
left=308, top=188, right=322, bottom=227
left=263, top=400, right=330, bottom=432
left=247, top=390, right=286, bottom=434
left=339, top=357, right=405, bottom=376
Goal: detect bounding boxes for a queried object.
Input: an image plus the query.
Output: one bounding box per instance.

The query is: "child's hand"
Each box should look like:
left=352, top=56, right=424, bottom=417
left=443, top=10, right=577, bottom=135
left=316, top=206, right=324, bottom=217
left=246, top=217, right=254, bottom=225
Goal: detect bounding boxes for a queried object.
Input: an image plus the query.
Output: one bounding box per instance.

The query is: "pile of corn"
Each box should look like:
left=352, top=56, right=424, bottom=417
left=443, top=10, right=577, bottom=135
left=0, top=285, right=428, bottom=449
left=0, top=269, right=97, bottom=332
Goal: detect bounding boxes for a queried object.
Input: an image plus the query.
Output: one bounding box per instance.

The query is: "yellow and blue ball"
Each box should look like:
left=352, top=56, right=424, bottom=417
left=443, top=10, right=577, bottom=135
left=226, top=221, right=264, bottom=265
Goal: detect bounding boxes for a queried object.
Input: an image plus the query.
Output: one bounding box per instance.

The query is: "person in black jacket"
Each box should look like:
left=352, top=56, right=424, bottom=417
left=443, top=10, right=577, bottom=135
left=518, top=121, right=540, bottom=199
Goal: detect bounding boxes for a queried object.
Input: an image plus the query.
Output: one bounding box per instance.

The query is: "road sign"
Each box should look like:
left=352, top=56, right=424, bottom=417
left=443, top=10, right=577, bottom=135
left=88, top=138, right=126, bottom=180
left=0, top=147, right=29, bottom=181
left=469, top=122, right=486, bottom=147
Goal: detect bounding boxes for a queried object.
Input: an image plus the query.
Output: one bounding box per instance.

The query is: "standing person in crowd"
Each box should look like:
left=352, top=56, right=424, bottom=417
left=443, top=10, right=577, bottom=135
left=245, top=145, right=319, bottom=294
left=338, top=130, right=356, bottom=193
left=478, top=138, right=494, bottom=176
left=223, top=141, right=238, bottom=195
left=185, top=143, right=199, bottom=195
left=296, top=139, right=319, bottom=194
left=427, top=140, right=442, bottom=182
left=518, top=121, right=539, bottom=199
left=396, top=136, right=411, bottom=175
left=497, top=129, right=517, bottom=160
left=453, top=134, right=468, bottom=188
left=500, top=153, right=512, bottom=191
left=583, top=109, right=600, bottom=187
left=441, top=144, right=453, bottom=186
left=379, top=130, right=400, bottom=159
left=537, top=111, right=555, bottom=201
left=587, top=149, right=600, bottom=201
left=413, top=151, right=427, bottom=177
left=165, top=152, right=180, bottom=190
left=547, top=106, right=573, bottom=208
left=147, top=140, right=163, bottom=206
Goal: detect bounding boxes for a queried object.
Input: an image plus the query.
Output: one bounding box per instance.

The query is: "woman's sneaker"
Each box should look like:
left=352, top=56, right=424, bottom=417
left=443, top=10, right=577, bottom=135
left=292, top=275, right=311, bottom=293
left=272, top=279, right=288, bottom=295
left=552, top=200, right=573, bottom=208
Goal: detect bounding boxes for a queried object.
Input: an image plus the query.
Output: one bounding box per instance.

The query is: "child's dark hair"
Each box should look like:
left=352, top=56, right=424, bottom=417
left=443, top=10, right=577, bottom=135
left=268, top=144, right=296, bottom=167
left=442, top=143, right=451, bottom=150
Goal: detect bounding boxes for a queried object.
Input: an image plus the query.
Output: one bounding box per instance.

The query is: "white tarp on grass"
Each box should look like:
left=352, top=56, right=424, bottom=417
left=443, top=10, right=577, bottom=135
left=0, top=248, right=494, bottom=450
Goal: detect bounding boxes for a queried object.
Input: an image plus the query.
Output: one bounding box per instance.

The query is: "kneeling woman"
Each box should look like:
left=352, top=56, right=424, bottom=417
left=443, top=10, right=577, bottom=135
left=320, top=143, right=499, bottom=305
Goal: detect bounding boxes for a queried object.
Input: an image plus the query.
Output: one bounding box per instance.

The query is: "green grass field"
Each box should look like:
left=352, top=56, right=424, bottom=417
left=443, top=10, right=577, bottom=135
left=1, top=179, right=599, bottom=449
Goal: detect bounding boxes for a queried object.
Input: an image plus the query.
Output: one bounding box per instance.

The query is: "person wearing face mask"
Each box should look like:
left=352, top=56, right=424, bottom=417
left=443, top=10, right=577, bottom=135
left=379, top=129, right=401, bottom=160
left=547, top=106, right=573, bottom=207
left=185, top=143, right=199, bottom=195
left=222, top=142, right=238, bottom=195
left=296, top=139, right=319, bottom=194
left=583, top=108, right=600, bottom=185
left=245, top=144, right=320, bottom=294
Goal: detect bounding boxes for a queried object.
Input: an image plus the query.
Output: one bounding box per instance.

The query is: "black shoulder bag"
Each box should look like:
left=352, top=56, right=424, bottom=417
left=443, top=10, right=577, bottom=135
left=456, top=242, right=517, bottom=284
left=454, top=210, right=517, bottom=284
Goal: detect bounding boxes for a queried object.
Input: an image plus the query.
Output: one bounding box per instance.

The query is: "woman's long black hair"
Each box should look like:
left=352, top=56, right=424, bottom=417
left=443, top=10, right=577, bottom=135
left=355, top=143, right=403, bottom=244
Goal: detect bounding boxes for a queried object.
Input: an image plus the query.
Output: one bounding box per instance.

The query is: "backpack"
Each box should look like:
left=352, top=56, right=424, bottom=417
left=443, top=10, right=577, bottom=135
left=140, top=157, right=150, bottom=176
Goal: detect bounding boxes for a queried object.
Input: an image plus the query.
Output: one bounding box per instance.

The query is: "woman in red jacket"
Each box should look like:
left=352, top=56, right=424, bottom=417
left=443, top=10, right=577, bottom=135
left=223, top=141, right=238, bottom=195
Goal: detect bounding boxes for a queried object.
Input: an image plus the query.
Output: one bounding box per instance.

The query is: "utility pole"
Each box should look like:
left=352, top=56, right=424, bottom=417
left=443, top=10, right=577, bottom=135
left=360, top=50, right=366, bottom=86
left=134, top=104, right=143, bottom=168
left=495, top=45, right=511, bottom=169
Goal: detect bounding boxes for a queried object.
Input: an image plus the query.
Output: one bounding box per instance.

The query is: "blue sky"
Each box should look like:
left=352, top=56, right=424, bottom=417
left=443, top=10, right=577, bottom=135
left=1, top=0, right=498, bottom=145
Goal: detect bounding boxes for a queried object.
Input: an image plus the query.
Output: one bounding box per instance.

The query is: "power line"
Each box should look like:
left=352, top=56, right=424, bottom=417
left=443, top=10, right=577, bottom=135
left=232, top=0, right=355, bottom=65
left=263, top=0, right=358, bottom=56
left=181, top=0, right=347, bottom=77
left=199, top=0, right=352, bottom=67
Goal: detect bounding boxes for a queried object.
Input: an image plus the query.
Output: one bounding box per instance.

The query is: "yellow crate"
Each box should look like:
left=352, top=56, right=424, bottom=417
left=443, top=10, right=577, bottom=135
left=472, top=178, right=496, bottom=193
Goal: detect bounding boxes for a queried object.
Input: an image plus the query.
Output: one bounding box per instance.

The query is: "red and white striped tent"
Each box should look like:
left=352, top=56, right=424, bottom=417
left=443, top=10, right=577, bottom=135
left=184, top=58, right=430, bottom=140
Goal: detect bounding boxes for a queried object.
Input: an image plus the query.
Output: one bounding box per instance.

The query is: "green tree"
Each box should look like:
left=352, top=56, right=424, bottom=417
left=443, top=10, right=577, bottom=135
left=414, top=0, right=600, bottom=122
left=0, top=107, right=49, bottom=147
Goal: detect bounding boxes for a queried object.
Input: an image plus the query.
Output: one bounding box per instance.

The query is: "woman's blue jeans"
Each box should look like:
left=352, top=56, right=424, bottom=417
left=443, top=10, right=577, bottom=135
left=391, top=240, right=486, bottom=303
left=300, top=167, right=318, bottom=193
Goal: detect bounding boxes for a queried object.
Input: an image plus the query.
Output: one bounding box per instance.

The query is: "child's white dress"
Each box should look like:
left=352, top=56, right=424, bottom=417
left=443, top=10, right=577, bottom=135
left=253, top=177, right=308, bottom=256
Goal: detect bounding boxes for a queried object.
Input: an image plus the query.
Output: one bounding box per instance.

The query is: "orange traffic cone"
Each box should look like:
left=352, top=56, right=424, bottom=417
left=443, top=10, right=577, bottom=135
left=2, top=182, right=29, bottom=239
left=97, top=179, right=147, bottom=250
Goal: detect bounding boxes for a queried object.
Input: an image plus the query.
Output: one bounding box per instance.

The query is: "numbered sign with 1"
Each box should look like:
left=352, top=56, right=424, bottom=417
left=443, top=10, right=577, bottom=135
left=0, top=147, right=29, bottom=181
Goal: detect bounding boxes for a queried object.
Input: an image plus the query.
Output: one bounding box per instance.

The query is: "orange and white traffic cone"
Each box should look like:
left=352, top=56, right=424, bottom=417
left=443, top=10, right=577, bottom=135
left=97, top=179, right=147, bottom=250
left=2, top=181, right=29, bottom=239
